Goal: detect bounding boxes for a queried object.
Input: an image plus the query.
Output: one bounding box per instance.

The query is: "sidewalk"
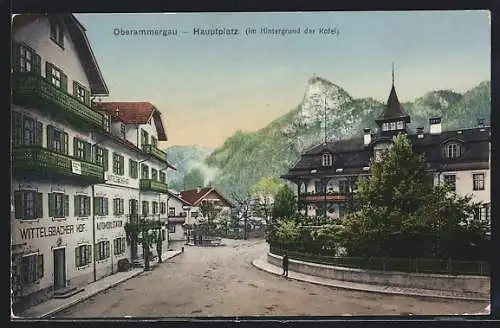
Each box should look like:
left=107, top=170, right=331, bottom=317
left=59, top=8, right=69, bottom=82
left=16, top=250, right=183, bottom=319
left=251, top=255, right=489, bottom=302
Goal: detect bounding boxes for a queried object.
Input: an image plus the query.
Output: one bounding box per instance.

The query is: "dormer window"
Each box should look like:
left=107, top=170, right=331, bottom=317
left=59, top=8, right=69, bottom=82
left=444, top=142, right=461, bottom=159
left=50, top=18, right=64, bottom=48
left=322, top=153, right=333, bottom=166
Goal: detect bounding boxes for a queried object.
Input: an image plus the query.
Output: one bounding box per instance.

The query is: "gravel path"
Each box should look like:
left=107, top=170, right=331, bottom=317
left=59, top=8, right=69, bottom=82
left=54, top=239, right=487, bottom=317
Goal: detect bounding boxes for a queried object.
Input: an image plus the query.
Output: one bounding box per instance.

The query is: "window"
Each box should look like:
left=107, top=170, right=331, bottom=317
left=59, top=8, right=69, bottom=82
left=95, top=241, right=110, bottom=261
left=94, top=197, right=109, bottom=216
left=159, top=172, right=166, bottom=183
left=14, top=191, right=43, bottom=219
left=339, top=180, right=350, bottom=193
left=141, top=129, right=149, bottom=147
left=73, top=138, right=91, bottom=162
left=94, top=146, right=108, bottom=171
left=160, top=202, right=166, bottom=214
left=50, top=18, right=64, bottom=47
left=382, top=123, right=389, bottom=131
left=444, top=143, right=461, bottom=159
left=120, top=124, right=126, bottom=139
left=152, top=201, right=158, bottom=214
left=112, top=153, right=125, bottom=175
left=129, top=160, right=138, bottom=179
left=162, top=230, right=166, bottom=241
left=73, top=82, right=89, bottom=104
left=191, top=211, right=198, bottom=218
left=113, top=237, right=126, bottom=255
left=479, top=204, right=490, bottom=223
left=168, top=224, right=175, bottom=233
left=46, top=125, right=69, bottom=154
left=396, top=121, right=404, bottom=130
left=141, top=164, right=149, bottom=179
left=389, top=122, right=396, bottom=130
left=151, top=136, right=157, bottom=147
left=151, top=168, right=158, bottom=180
left=11, top=113, right=43, bottom=146
left=473, top=173, right=485, bottom=191
left=129, top=199, right=139, bottom=215
left=142, top=201, right=149, bottom=216
left=322, top=153, right=332, bottom=167
left=443, top=175, right=456, bottom=192
left=168, top=207, right=175, bottom=217
left=75, top=244, right=92, bottom=267
left=74, top=195, right=91, bottom=217
left=113, top=198, right=125, bottom=216
left=19, top=45, right=32, bottom=72
left=46, top=62, right=66, bottom=90
left=21, top=254, right=43, bottom=284
left=48, top=193, right=69, bottom=218
left=314, top=181, right=325, bottom=193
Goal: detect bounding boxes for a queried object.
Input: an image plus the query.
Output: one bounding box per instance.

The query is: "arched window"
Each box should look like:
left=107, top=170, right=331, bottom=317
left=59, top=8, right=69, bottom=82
left=322, top=153, right=332, bottom=166
left=444, top=142, right=461, bottom=159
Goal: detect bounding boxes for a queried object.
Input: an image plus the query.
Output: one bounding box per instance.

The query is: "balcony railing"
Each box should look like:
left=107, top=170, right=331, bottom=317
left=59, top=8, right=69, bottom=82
left=142, top=144, right=167, bottom=163
left=12, top=72, right=105, bottom=130
left=139, top=179, right=168, bottom=194
left=168, top=212, right=187, bottom=218
left=12, top=146, right=105, bottom=184
left=299, top=191, right=353, bottom=202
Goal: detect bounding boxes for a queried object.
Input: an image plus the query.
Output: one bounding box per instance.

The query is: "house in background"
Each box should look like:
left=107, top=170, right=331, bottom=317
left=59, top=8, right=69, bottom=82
left=166, top=191, right=192, bottom=241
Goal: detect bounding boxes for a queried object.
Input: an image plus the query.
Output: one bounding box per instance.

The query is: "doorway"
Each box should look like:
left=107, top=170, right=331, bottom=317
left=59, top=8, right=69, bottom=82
left=53, top=248, right=66, bottom=290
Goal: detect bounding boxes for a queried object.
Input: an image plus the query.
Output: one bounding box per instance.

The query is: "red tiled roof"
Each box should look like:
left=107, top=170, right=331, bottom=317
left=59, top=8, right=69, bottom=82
left=179, top=188, right=233, bottom=207
left=93, top=102, right=167, bottom=141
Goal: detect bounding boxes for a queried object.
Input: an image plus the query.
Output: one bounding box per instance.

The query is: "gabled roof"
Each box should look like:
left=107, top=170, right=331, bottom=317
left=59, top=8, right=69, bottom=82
left=12, top=14, right=109, bottom=96
left=167, top=191, right=193, bottom=206
left=376, top=85, right=409, bottom=122
left=93, top=102, right=168, bottom=141
left=180, top=187, right=234, bottom=208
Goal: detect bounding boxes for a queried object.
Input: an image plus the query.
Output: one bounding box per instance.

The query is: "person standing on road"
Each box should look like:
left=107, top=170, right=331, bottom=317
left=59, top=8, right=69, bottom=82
left=281, top=252, right=289, bottom=277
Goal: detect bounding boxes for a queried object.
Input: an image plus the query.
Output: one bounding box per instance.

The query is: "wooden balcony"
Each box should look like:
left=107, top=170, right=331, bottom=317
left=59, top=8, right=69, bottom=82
left=142, top=144, right=167, bottom=163
left=12, top=146, right=105, bottom=184
left=139, top=179, right=168, bottom=194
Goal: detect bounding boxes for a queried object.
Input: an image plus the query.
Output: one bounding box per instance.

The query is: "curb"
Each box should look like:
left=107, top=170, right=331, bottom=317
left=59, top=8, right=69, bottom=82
left=251, top=258, right=488, bottom=302
left=41, top=251, right=183, bottom=318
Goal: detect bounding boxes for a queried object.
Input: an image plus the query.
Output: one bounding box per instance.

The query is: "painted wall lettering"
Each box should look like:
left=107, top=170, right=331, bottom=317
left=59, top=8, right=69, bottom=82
left=96, top=220, right=123, bottom=230
left=19, top=224, right=86, bottom=240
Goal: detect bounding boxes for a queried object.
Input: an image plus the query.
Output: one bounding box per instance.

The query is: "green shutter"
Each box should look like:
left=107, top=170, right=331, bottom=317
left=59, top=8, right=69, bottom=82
left=85, top=196, right=91, bottom=215
left=113, top=199, right=117, bottom=216
left=121, top=238, right=125, bottom=251
left=73, top=137, right=78, bottom=158
left=103, top=149, right=108, bottom=171
left=48, top=193, right=55, bottom=217
left=46, top=125, right=53, bottom=150
left=120, top=156, right=124, bottom=175
left=64, top=194, right=69, bottom=217
left=85, top=142, right=92, bottom=162
left=45, top=62, right=52, bottom=81
left=84, top=88, right=90, bottom=105
left=75, top=247, right=80, bottom=267
left=37, top=255, right=44, bottom=279
left=86, top=245, right=92, bottom=264
left=63, top=132, right=69, bottom=154
left=32, top=53, right=41, bottom=75
left=36, top=121, right=43, bottom=146
left=105, top=241, right=110, bottom=258
left=93, top=197, right=99, bottom=215
left=14, top=191, right=23, bottom=219
left=60, top=72, right=68, bottom=91
left=36, top=192, right=43, bottom=218
left=12, top=42, right=21, bottom=72
left=73, top=81, right=78, bottom=99
left=104, top=198, right=109, bottom=216
left=74, top=195, right=79, bottom=216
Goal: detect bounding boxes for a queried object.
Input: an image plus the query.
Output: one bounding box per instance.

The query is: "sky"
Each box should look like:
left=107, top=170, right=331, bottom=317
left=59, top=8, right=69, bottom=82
left=76, top=11, right=491, bottom=149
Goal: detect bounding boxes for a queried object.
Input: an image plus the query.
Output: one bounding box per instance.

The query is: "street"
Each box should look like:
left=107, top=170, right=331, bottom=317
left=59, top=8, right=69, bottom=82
left=55, top=239, right=487, bottom=317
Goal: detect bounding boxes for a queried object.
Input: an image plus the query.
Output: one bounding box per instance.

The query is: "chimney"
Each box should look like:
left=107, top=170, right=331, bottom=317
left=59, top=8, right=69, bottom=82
left=477, top=118, right=485, bottom=128
left=429, top=117, right=442, bottom=135
left=197, top=186, right=201, bottom=193
left=363, top=128, right=371, bottom=146
left=416, top=127, right=424, bottom=139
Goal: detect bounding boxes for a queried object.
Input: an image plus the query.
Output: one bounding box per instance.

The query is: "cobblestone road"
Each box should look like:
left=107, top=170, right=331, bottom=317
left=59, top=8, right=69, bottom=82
left=55, top=239, right=487, bottom=317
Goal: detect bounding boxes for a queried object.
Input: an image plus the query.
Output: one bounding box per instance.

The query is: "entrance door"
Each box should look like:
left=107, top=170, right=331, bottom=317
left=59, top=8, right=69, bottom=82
left=53, top=248, right=66, bottom=290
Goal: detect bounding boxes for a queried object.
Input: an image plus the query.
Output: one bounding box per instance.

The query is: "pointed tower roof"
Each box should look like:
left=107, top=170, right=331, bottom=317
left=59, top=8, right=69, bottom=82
left=375, top=63, right=410, bottom=122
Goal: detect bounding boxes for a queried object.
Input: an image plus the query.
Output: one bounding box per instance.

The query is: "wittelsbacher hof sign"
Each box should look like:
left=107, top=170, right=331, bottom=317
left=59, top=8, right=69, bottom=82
left=19, top=224, right=86, bottom=240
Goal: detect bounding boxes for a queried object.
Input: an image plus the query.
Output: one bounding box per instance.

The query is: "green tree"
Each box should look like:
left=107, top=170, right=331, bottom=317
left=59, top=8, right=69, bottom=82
left=250, top=176, right=283, bottom=224
left=183, top=168, right=205, bottom=190
left=124, top=219, right=163, bottom=270
left=271, top=184, right=297, bottom=221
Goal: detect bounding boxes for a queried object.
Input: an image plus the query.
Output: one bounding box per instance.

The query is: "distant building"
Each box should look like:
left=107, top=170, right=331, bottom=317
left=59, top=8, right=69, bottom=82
left=281, top=75, right=490, bottom=224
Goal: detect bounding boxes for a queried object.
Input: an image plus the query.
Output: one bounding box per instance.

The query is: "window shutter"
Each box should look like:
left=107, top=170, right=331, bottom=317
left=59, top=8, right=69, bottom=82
left=36, top=192, right=43, bottom=218
left=37, top=255, right=44, bottom=279
left=103, top=149, right=109, bottom=171
left=63, top=132, right=69, bottom=154
left=46, top=125, right=53, bottom=150
left=12, top=42, right=21, bottom=72
left=64, top=195, right=69, bottom=217
left=73, top=81, right=78, bottom=98
left=32, top=53, right=41, bottom=75
left=113, top=199, right=117, bottom=216
left=14, top=191, right=23, bottom=219
left=85, top=142, right=92, bottom=162
left=84, top=88, right=90, bottom=105
left=121, top=238, right=125, bottom=251
left=60, top=72, right=68, bottom=92
left=85, top=196, right=91, bottom=215
left=73, top=137, right=78, bottom=158
left=75, top=247, right=80, bottom=267
left=93, top=197, right=99, bottom=215
left=45, top=62, right=52, bottom=81
left=36, top=121, right=43, bottom=146
left=86, top=245, right=92, bottom=264
left=48, top=193, right=55, bottom=217
left=104, top=198, right=109, bottom=216
left=105, top=241, right=110, bottom=258
left=120, top=156, right=124, bottom=175
left=74, top=195, right=80, bottom=216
